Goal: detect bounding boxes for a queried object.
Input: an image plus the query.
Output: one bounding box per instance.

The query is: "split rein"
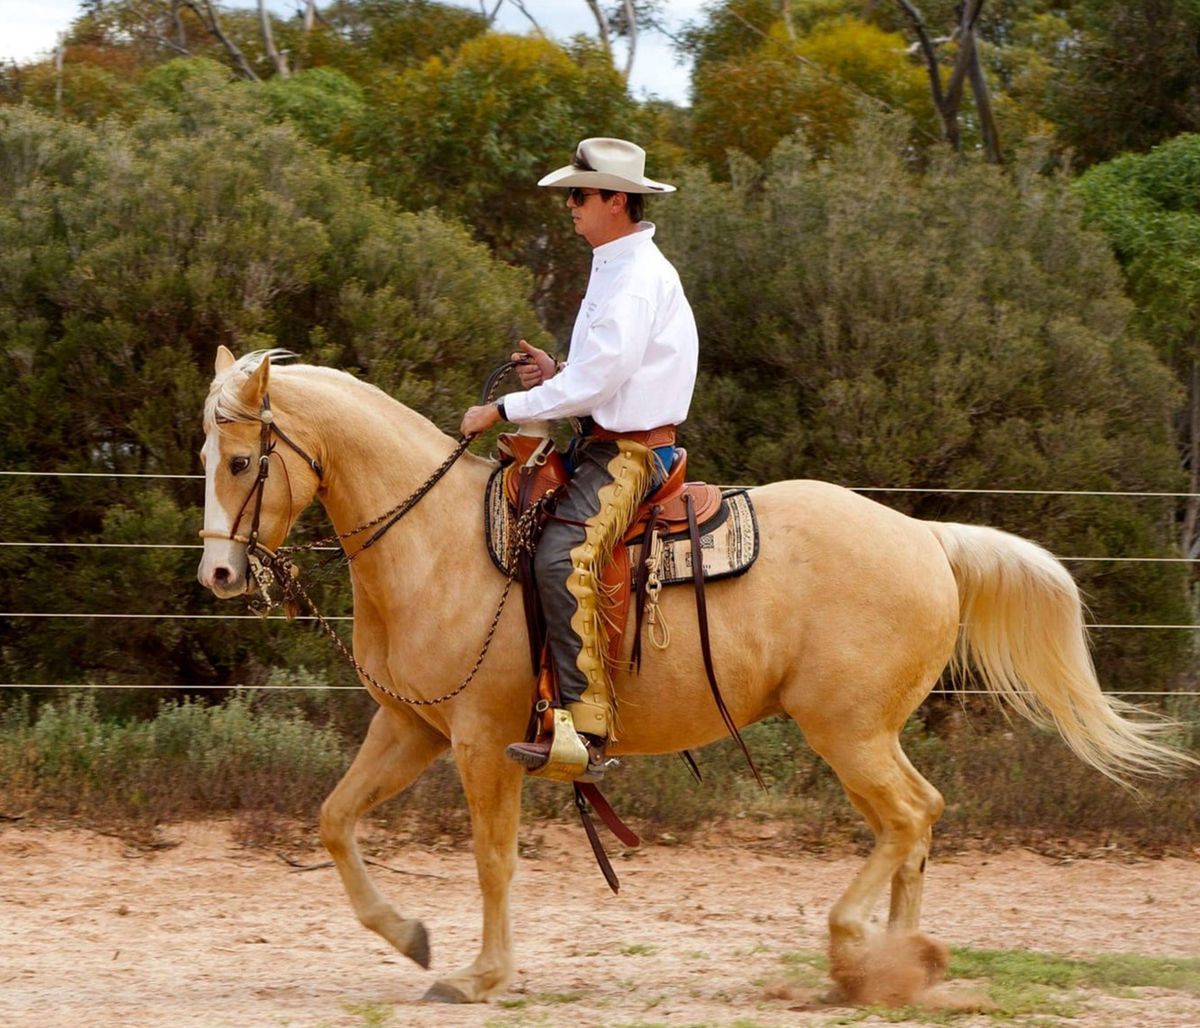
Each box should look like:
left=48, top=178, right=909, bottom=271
left=201, top=362, right=533, bottom=707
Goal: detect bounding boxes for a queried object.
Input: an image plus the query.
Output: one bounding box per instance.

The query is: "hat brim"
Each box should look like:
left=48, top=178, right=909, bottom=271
left=537, top=165, right=675, bottom=194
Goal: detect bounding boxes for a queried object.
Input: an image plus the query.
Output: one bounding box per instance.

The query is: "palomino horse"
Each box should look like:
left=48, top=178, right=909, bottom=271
left=197, top=348, right=1191, bottom=1005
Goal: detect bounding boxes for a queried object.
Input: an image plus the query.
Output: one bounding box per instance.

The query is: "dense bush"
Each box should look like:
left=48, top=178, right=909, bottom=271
left=0, top=74, right=546, bottom=702
left=657, top=118, right=1191, bottom=695
left=3, top=694, right=1195, bottom=853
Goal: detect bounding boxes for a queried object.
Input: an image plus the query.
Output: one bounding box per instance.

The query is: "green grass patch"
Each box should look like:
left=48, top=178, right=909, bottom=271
left=619, top=943, right=660, bottom=956
left=951, top=946, right=1200, bottom=995
left=777, top=949, right=828, bottom=987
left=339, top=1000, right=394, bottom=1026
left=767, top=945, right=1199, bottom=1022
left=533, top=990, right=583, bottom=1004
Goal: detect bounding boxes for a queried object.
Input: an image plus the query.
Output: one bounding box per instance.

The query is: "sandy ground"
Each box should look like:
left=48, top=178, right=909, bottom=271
left=1, top=819, right=1198, bottom=1028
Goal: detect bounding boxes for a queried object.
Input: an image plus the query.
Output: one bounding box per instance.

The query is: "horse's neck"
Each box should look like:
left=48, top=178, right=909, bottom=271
left=282, top=370, right=487, bottom=583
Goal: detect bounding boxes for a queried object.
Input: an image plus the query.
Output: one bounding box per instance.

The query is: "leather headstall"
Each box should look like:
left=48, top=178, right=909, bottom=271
left=199, top=392, right=324, bottom=566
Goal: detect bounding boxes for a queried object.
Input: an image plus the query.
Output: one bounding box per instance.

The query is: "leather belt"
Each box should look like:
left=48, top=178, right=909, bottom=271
left=577, top=418, right=677, bottom=449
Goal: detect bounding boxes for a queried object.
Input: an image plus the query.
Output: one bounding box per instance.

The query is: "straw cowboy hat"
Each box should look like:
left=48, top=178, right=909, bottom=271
left=538, top=137, right=676, bottom=194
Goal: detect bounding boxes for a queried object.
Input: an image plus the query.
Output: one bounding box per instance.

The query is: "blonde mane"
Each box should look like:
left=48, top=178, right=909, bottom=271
left=202, top=349, right=385, bottom=430
left=203, top=349, right=296, bottom=427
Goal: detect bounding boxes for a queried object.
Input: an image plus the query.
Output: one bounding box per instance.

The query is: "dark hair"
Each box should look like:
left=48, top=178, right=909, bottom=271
left=571, top=149, right=645, bottom=223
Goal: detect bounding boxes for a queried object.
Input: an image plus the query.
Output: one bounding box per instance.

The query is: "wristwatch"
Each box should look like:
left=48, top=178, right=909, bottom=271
left=495, top=399, right=507, bottom=420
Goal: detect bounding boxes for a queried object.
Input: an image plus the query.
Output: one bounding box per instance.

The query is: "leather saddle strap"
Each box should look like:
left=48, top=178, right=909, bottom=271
left=686, top=493, right=766, bottom=790
left=573, top=784, right=620, bottom=894
left=576, top=781, right=641, bottom=847
left=516, top=467, right=545, bottom=674
left=679, top=749, right=703, bottom=783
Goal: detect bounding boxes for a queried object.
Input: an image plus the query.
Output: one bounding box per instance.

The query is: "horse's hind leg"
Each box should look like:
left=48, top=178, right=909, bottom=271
left=423, top=739, right=523, bottom=1005
left=843, top=782, right=933, bottom=929
left=803, top=729, right=945, bottom=1001
left=319, top=705, right=448, bottom=967
left=886, top=747, right=941, bottom=932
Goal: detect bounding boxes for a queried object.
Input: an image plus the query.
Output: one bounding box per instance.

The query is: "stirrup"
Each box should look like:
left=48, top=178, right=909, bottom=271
left=506, top=709, right=608, bottom=783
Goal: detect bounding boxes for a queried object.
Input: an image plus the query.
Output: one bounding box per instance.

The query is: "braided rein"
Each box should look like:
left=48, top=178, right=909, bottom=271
left=224, top=360, right=529, bottom=707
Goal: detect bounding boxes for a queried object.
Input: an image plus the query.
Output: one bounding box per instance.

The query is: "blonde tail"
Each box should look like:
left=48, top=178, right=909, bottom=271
left=928, top=521, right=1197, bottom=785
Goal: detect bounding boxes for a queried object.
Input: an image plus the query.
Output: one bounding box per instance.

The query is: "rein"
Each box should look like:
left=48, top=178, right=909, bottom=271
left=201, top=361, right=526, bottom=706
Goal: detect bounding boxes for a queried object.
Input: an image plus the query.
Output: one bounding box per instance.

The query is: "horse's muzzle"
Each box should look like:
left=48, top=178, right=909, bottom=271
left=197, top=545, right=249, bottom=598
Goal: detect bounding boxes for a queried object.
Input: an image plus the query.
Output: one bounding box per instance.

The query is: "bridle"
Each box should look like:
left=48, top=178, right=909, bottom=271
left=197, top=362, right=538, bottom=707
left=198, top=393, right=324, bottom=563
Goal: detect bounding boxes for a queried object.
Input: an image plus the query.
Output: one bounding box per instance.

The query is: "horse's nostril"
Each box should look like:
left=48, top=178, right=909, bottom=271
left=213, top=566, right=232, bottom=585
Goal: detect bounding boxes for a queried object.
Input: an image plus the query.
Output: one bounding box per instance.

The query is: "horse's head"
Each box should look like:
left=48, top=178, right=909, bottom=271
left=197, top=346, right=323, bottom=598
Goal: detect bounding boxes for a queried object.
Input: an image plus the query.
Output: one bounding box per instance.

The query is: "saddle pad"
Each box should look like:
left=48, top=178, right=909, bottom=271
left=484, top=467, right=759, bottom=586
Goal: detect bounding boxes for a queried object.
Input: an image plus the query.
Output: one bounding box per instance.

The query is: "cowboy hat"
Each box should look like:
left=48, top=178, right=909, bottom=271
left=538, top=137, right=675, bottom=194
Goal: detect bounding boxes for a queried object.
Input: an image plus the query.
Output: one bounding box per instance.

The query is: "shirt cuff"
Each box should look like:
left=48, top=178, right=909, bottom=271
left=499, top=390, right=532, bottom=422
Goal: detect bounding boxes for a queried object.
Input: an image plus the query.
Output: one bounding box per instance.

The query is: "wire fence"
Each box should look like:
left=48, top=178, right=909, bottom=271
left=7, top=466, right=1200, bottom=498
left=3, top=682, right=1197, bottom=696
left=4, top=467, right=1200, bottom=696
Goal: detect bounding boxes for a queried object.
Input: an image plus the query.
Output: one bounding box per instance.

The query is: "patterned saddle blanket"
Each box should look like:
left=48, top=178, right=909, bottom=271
left=484, top=467, right=759, bottom=587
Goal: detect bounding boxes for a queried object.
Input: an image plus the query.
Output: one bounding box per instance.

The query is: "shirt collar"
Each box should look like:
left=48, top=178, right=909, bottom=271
left=592, top=221, right=656, bottom=264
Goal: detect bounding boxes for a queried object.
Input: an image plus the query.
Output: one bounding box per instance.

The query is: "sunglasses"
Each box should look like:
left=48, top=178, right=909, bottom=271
left=567, top=187, right=603, bottom=205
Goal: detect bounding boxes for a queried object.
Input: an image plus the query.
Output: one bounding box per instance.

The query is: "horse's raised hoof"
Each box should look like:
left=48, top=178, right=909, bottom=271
left=829, top=931, right=950, bottom=1007
left=421, top=981, right=470, bottom=1004
left=405, top=919, right=431, bottom=969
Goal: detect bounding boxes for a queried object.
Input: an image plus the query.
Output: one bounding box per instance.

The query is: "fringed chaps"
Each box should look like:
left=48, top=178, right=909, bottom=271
left=564, top=440, right=656, bottom=741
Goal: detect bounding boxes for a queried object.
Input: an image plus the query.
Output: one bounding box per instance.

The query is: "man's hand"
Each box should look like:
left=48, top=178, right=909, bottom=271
left=460, top=403, right=502, bottom=439
left=512, top=339, right=558, bottom=389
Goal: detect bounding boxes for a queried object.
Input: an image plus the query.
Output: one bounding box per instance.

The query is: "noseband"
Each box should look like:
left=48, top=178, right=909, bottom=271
left=198, top=393, right=323, bottom=562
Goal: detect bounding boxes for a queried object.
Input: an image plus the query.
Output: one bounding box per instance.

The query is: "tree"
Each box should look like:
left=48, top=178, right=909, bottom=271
left=656, top=117, right=1190, bottom=692
left=302, top=0, right=490, bottom=81
left=1047, top=0, right=1200, bottom=167
left=0, top=69, right=547, bottom=700
left=1076, top=135, right=1200, bottom=555
left=689, top=12, right=935, bottom=171
left=350, top=31, right=641, bottom=335
left=894, top=0, right=1002, bottom=162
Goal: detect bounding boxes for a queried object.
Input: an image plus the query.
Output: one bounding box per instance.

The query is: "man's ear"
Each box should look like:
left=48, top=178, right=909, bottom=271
left=214, top=345, right=236, bottom=374
left=240, top=354, right=270, bottom=407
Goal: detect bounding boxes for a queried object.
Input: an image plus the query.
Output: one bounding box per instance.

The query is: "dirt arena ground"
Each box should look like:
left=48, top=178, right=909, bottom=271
left=1, top=819, right=1197, bottom=1027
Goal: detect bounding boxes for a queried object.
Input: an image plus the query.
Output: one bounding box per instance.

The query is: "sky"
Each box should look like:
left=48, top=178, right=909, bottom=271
left=0, top=0, right=704, bottom=104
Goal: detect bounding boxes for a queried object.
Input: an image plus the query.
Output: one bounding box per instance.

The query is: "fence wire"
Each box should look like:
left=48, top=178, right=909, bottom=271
left=4, top=468, right=1200, bottom=696
left=2, top=682, right=1197, bottom=696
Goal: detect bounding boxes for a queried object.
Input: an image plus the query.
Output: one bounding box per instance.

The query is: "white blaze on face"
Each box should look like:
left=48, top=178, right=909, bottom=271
left=196, top=424, right=249, bottom=596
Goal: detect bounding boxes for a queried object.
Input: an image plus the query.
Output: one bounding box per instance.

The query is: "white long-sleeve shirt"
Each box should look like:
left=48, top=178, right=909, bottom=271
left=501, top=222, right=698, bottom=432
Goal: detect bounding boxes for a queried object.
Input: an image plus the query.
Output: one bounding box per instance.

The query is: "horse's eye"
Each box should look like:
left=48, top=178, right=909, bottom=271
left=229, top=455, right=251, bottom=475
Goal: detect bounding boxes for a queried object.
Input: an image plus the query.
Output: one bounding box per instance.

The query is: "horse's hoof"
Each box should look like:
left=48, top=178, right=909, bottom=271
left=422, top=981, right=470, bottom=1004
left=406, top=920, right=431, bottom=970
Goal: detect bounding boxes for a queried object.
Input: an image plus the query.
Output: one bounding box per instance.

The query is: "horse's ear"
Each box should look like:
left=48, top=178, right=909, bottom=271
left=214, top=345, right=236, bottom=374
left=240, top=354, right=270, bottom=406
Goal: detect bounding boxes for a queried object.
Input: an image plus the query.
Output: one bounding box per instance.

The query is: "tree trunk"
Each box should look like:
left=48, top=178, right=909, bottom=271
left=303, top=0, right=317, bottom=33
left=54, top=34, right=65, bottom=113
left=583, top=0, right=614, bottom=64
left=895, top=0, right=991, bottom=155
left=780, top=0, right=796, bottom=41
left=621, top=0, right=637, bottom=82
left=967, top=34, right=1002, bottom=163
left=259, top=0, right=289, bottom=77
left=185, top=0, right=260, bottom=81
left=172, top=0, right=188, bottom=51
left=895, top=0, right=957, bottom=148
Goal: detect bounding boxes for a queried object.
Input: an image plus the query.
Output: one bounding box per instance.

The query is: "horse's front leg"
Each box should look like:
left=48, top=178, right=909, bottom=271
left=423, top=738, right=523, bottom=1004
left=319, top=705, right=448, bottom=967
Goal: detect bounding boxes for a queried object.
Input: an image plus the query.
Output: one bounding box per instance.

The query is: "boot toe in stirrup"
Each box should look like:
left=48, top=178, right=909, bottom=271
left=505, top=739, right=553, bottom=771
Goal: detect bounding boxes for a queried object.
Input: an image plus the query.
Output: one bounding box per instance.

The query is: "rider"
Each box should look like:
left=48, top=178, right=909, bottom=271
left=460, top=137, right=698, bottom=781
